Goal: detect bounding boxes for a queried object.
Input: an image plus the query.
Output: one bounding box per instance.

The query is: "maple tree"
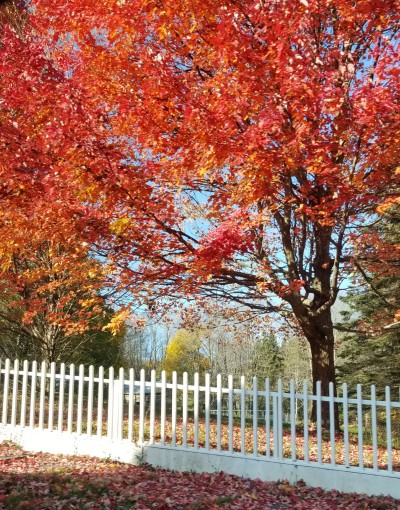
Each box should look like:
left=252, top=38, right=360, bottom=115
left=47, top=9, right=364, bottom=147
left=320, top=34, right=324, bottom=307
left=0, top=2, right=127, bottom=338
left=1, top=0, right=400, bottom=427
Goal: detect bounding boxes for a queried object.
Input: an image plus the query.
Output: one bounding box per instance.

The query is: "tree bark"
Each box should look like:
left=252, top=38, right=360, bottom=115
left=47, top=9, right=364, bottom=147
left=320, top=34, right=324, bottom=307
left=297, top=309, right=339, bottom=430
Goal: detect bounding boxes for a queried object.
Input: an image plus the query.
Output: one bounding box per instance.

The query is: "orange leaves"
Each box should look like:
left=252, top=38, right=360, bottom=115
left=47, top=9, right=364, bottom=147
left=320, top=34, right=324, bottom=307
left=102, top=308, right=130, bottom=335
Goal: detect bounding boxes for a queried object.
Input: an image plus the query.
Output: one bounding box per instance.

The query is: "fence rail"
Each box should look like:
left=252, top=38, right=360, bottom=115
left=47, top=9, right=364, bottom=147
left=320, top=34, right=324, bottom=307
left=1, top=358, right=400, bottom=498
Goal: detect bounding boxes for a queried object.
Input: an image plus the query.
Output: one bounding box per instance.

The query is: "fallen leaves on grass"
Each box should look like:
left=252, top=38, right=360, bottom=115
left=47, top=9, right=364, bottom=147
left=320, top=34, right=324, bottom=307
left=0, top=441, right=399, bottom=509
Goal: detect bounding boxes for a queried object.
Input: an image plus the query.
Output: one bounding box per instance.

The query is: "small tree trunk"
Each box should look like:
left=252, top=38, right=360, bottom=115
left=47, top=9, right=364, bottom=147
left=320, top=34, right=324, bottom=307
left=298, top=310, right=339, bottom=430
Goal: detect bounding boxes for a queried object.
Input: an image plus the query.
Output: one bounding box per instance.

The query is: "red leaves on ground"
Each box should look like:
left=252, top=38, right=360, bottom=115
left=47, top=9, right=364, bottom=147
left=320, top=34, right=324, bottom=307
left=0, top=441, right=399, bottom=509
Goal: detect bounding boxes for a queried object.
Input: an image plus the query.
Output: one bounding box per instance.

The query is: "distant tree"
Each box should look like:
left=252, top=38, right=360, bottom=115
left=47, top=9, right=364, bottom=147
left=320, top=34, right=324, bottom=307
left=122, top=322, right=170, bottom=376
left=162, top=329, right=210, bottom=379
left=252, top=334, right=283, bottom=387
left=281, top=336, right=312, bottom=389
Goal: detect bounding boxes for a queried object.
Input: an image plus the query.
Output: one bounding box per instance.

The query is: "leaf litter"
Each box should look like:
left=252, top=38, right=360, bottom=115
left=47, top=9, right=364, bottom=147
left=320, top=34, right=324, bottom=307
left=0, top=441, right=399, bottom=509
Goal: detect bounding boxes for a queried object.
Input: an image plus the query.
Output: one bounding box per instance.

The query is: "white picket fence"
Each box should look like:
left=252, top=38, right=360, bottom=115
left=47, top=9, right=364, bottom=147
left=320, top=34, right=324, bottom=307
left=1, top=358, right=400, bottom=498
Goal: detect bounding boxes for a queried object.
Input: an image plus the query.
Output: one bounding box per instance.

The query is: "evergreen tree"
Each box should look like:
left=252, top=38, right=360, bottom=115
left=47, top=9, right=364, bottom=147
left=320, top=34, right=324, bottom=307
left=337, top=208, right=400, bottom=394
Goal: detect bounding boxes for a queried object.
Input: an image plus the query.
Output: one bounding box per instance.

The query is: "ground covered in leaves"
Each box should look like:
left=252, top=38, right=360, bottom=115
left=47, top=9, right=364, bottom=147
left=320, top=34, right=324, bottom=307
left=0, top=442, right=399, bottom=509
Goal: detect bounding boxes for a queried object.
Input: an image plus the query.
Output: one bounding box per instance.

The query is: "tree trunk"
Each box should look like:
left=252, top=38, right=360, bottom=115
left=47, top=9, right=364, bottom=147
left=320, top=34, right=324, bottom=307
left=298, top=309, right=339, bottom=430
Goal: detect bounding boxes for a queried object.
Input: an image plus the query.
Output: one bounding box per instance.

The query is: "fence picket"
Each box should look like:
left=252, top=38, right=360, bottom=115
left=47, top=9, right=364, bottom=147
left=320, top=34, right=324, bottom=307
left=357, top=384, right=363, bottom=469
left=97, top=366, right=104, bottom=437
left=139, top=368, right=145, bottom=444
left=205, top=373, right=210, bottom=450
left=107, top=366, right=114, bottom=440
left=11, top=359, right=19, bottom=427
left=277, top=379, right=283, bottom=459
left=240, top=375, right=245, bottom=455
left=160, top=370, right=166, bottom=446
left=316, top=381, right=322, bottom=464
left=290, top=379, right=296, bottom=461
left=29, top=360, right=37, bottom=428
left=77, top=364, right=84, bottom=435
left=217, top=374, right=222, bottom=451
left=253, top=376, right=258, bottom=457
left=150, top=369, right=156, bottom=445
left=303, top=380, right=309, bottom=463
left=67, top=364, right=75, bottom=434
left=2, top=359, right=10, bottom=425
left=228, top=374, right=233, bottom=454
left=371, top=385, right=378, bottom=471
left=58, top=363, right=66, bottom=433
left=183, top=372, right=188, bottom=448
left=265, top=378, right=270, bottom=459
left=194, top=372, right=199, bottom=449
left=39, top=361, right=46, bottom=430
left=343, top=383, right=349, bottom=468
left=386, top=386, right=392, bottom=473
left=329, top=382, right=335, bottom=466
left=128, top=368, right=135, bottom=442
left=172, top=371, right=177, bottom=447
left=117, top=367, right=124, bottom=441
left=87, top=365, right=94, bottom=437
left=48, top=362, right=56, bottom=432
left=20, top=360, right=29, bottom=427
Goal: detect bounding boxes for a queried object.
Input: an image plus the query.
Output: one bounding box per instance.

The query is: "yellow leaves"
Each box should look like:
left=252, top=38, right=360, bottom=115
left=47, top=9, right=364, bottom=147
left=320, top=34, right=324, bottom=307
left=80, top=298, right=97, bottom=309
left=158, top=25, right=169, bottom=40
left=110, top=217, right=131, bottom=235
left=102, top=308, right=130, bottom=335
left=377, top=198, right=400, bottom=214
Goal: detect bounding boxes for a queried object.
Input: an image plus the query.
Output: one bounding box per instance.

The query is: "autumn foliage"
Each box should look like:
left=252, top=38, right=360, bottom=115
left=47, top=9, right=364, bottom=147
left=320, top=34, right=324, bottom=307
left=0, top=0, right=399, bottom=413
